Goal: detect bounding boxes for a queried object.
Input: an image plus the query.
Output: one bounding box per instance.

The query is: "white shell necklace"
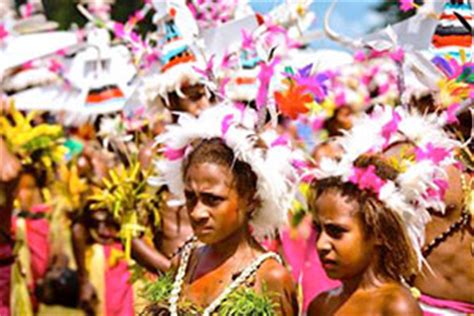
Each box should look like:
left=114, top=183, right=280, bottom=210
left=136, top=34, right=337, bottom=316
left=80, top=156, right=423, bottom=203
left=168, top=237, right=282, bottom=316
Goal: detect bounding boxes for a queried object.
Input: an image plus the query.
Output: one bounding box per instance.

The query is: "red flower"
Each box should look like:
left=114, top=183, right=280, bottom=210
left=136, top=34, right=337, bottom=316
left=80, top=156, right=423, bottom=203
left=275, top=82, right=313, bottom=119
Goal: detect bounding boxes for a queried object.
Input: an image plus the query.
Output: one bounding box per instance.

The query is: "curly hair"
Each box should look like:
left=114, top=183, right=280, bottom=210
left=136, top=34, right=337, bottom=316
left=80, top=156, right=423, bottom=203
left=182, top=138, right=258, bottom=202
left=308, top=154, right=419, bottom=281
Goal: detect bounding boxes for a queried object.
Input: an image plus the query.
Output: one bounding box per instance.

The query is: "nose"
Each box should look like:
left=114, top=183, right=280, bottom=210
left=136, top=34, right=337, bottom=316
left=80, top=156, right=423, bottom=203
left=189, top=200, right=209, bottom=224
left=192, top=97, right=210, bottom=117
left=316, top=230, right=332, bottom=256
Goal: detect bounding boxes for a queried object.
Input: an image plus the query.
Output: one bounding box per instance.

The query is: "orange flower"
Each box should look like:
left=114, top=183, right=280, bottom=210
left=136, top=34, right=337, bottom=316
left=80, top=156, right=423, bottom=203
left=275, top=82, right=313, bottom=119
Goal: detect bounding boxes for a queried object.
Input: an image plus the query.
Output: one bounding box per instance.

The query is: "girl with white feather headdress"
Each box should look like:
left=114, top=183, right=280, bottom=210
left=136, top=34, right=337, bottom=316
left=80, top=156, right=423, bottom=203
left=305, top=104, right=461, bottom=316
left=145, top=102, right=299, bottom=315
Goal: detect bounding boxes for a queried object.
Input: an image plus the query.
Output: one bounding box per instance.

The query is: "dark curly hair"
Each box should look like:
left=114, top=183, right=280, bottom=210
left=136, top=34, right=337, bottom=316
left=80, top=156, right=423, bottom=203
left=182, top=138, right=258, bottom=202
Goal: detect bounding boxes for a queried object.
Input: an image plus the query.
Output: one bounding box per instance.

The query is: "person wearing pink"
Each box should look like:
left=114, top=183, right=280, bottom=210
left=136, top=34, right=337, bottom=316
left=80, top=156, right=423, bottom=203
left=72, top=208, right=135, bottom=316
left=0, top=137, right=21, bottom=316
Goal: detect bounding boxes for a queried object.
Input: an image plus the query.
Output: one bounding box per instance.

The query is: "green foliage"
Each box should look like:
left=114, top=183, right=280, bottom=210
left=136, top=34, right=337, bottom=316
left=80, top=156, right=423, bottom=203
left=218, top=287, right=277, bottom=316
left=16, top=0, right=155, bottom=34
left=370, top=0, right=418, bottom=30
left=140, top=272, right=174, bottom=303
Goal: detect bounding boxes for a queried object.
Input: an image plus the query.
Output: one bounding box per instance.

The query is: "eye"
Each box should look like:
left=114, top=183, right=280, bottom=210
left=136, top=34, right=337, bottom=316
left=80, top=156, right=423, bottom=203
left=184, top=190, right=197, bottom=208
left=325, top=224, right=347, bottom=239
left=188, top=92, right=205, bottom=102
left=312, top=220, right=321, bottom=233
left=201, top=193, right=224, bottom=207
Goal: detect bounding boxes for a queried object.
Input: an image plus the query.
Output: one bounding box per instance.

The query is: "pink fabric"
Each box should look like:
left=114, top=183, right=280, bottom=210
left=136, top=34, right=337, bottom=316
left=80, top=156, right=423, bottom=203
left=420, top=294, right=474, bottom=315
left=25, top=218, right=50, bottom=283
left=281, top=228, right=339, bottom=311
left=26, top=204, right=51, bottom=283
left=104, top=244, right=134, bottom=316
left=0, top=244, right=13, bottom=316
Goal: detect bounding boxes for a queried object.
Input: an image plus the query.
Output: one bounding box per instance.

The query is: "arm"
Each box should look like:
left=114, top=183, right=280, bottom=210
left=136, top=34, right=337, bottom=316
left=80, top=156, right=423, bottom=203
left=71, top=221, right=97, bottom=316
left=0, top=137, right=20, bottom=244
left=131, top=238, right=171, bottom=274
left=256, top=259, right=299, bottom=316
left=382, top=290, right=423, bottom=316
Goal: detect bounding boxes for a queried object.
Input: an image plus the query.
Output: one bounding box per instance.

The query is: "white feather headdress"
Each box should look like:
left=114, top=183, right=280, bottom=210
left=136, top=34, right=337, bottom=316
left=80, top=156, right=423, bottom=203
left=310, top=105, right=460, bottom=267
left=149, top=102, right=299, bottom=240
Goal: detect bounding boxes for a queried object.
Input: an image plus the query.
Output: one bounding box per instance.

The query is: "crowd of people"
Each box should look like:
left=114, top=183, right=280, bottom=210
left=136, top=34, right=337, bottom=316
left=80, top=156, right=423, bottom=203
left=0, top=0, right=473, bottom=315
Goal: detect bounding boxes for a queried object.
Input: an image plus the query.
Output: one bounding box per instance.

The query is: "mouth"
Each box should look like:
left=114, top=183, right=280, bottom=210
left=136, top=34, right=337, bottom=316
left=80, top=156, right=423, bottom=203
left=320, top=257, right=338, bottom=269
left=193, top=224, right=213, bottom=235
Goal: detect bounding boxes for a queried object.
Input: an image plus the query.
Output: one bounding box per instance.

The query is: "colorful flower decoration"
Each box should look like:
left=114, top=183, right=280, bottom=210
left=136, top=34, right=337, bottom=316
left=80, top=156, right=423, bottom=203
left=0, top=103, right=67, bottom=169
left=275, top=81, right=313, bottom=119
left=89, top=160, right=161, bottom=261
left=398, top=0, right=418, bottom=12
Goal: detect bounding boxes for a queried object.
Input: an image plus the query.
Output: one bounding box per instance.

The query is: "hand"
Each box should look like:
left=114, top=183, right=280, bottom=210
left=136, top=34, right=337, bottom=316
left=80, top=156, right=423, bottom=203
left=0, top=138, right=21, bottom=183
left=79, top=281, right=98, bottom=316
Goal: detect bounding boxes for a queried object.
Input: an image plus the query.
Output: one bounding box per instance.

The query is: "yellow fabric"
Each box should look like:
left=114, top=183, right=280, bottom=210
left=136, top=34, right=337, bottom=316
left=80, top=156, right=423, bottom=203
left=10, top=260, right=34, bottom=316
left=38, top=305, right=85, bottom=316
left=85, top=244, right=106, bottom=316
left=11, top=218, right=34, bottom=316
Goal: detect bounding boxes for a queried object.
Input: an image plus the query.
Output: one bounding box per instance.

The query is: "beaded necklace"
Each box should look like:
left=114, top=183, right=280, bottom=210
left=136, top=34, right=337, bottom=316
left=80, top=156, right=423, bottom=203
left=168, top=237, right=282, bottom=316
left=421, top=173, right=473, bottom=258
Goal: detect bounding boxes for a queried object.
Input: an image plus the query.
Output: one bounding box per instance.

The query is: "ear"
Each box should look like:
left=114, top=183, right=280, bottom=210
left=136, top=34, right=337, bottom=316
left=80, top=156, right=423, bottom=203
left=246, top=196, right=261, bottom=219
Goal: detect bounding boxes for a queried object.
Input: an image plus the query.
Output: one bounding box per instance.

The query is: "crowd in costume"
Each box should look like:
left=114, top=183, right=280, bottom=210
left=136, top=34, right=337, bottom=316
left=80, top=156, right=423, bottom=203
left=0, top=0, right=473, bottom=315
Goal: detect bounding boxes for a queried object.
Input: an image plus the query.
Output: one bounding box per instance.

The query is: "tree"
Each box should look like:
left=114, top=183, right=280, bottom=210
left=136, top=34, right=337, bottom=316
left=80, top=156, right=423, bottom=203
left=371, top=0, right=421, bottom=29
left=15, top=0, right=153, bottom=32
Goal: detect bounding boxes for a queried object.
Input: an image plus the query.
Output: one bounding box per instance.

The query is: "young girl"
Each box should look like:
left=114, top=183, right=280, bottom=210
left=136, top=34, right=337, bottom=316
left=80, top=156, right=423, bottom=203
left=146, top=103, right=299, bottom=315
left=306, top=105, right=460, bottom=316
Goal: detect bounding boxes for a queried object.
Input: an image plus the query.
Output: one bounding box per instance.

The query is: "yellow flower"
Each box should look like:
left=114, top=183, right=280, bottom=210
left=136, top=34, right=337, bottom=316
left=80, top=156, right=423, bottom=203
left=437, top=79, right=470, bottom=109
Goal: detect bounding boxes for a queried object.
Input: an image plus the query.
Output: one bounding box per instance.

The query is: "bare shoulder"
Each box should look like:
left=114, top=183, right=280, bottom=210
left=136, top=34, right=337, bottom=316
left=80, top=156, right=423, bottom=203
left=307, top=287, right=340, bottom=316
left=256, top=257, right=299, bottom=315
left=256, top=257, right=295, bottom=289
left=380, top=284, right=422, bottom=316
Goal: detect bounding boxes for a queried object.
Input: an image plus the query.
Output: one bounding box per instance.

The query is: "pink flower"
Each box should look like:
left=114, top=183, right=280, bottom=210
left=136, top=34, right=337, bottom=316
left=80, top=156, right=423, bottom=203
left=349, top=166, right=386, bottom=194
left=354, top=51, right=366, bottom=62
left=399, top=0, right=416, bottom=12
left=113, top=22, right=126, bottom=39
left=415, top=143, right=450, bottom=164
left=256, top=57, right=280, bottom=110
left=48, top=59, right=64, bottom=73
left=311, top=117, right=324, bottom=131
left=221, top=114, right=234, bottom=136
left=271, top=135, right=289, bottom=147
left=164, top=147, right=186, bottom=161
left=381, top=110, right=401, bottom=146
left=22, top=61, right=34, bottom=70
left=20, top=2, right=33, bottom=18
left=390, top=48, right=405, bottom=63
left=241, top=30, right=254, bottom=50
left=0, top=24, right=8, bottom=42
left=445, top=103, right=460, bottom=124
left=335, top=92, right=346, bottom=107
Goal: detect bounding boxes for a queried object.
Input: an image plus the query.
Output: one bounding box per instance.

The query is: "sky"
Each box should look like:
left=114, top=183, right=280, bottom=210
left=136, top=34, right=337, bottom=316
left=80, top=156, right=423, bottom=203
left=250, top=0, right=385, bottom=50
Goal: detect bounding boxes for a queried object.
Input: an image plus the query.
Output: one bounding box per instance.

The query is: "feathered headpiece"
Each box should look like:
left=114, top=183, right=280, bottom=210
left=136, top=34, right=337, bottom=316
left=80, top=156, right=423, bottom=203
left=145, top=5, right=205, bottom=106
left=149, top=102, right=299, bottom=240
left=307, top=105, right=461, bottom=267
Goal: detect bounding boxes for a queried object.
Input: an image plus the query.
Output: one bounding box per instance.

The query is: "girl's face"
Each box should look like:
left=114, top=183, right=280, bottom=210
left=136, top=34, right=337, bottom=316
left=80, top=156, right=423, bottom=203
left=313, top=190, right=376, bottom=280
left=89, top=210, right=119, bottom=244
left=17, top=173, right=40, bottom=210
left=177, top=84, right=211, bottom=117
left=184, top=162, right=249, bottom=245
